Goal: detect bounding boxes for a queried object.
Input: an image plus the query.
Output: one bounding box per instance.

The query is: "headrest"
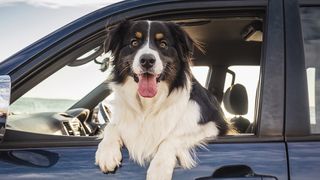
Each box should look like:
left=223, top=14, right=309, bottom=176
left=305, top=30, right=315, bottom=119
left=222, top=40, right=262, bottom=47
left=223, top=83, right=248, bottom=115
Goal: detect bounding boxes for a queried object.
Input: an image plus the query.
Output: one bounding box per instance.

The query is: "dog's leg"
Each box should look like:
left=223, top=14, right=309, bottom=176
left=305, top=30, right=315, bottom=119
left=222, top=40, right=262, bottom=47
left=146, top=138, right=199, bottom=180
left=95, top=124, right=123, bottom=173
left=147, top=122, right=219, bottom=180
left=146, top=139, right=177, bottom=180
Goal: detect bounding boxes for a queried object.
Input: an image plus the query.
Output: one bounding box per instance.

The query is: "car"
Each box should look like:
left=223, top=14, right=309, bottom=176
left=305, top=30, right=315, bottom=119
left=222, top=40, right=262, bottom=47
left=0, top=0, right=320, bottom=179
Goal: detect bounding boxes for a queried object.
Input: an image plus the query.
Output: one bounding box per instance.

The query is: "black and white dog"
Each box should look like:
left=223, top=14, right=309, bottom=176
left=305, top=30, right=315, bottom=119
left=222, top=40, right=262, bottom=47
left=95, top=20, right=229, bottom=180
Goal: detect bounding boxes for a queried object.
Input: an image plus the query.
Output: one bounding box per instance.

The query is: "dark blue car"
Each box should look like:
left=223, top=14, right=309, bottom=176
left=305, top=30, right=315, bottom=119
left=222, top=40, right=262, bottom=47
left=0, top=0, right=320, bottom=179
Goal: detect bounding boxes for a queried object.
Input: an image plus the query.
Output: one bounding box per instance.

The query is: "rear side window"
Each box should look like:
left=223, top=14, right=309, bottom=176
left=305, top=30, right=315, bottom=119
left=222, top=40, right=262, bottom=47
left=301, top=7, right=320, bottom=134
left=191, top=66, right=209, bottom=87
left=223, top=66, right=260, bottom=123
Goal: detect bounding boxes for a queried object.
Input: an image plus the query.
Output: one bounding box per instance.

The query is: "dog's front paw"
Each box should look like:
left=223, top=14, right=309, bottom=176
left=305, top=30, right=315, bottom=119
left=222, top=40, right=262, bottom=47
left=95, top=140, right=122, bottom=173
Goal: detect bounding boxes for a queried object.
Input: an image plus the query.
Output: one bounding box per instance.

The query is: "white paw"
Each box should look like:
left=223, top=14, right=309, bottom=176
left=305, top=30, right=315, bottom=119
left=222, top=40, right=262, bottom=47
left=146, top=157, right=175, bottom=180
left=95, top=140, right=122, bottom=173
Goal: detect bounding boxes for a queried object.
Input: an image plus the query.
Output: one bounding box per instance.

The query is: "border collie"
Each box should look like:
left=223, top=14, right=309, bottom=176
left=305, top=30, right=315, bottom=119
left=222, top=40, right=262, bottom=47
left=95, top=20, right=229, bottom=180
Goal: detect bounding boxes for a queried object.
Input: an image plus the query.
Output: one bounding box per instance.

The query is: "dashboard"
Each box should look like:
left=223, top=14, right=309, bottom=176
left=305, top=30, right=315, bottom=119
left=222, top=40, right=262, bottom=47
left=7, top=108, right=107, bottom=137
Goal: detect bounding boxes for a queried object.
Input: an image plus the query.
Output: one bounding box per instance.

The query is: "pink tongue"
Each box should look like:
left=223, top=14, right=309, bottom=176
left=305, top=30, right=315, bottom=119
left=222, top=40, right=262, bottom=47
left=138, top=74, right=158, bottom=98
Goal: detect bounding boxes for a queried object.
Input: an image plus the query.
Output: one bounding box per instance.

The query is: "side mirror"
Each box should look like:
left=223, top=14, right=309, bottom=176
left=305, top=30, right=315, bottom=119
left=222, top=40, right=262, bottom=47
left=0, top=75, right=11, bottom=143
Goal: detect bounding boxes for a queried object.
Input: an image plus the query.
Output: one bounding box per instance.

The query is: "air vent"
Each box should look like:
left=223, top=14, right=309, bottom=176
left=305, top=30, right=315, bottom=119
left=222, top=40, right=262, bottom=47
left=63, top=122, right=74, bottom=135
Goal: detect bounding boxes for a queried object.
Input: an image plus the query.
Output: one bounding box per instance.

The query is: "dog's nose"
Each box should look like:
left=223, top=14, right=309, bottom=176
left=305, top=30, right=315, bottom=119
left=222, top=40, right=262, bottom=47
left=140, top=54, right=156, bottom=69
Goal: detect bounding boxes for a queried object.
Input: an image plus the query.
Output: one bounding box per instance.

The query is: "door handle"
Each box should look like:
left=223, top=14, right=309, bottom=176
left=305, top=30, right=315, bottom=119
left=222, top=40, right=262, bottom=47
left=195, top=165, right=277, bottom=180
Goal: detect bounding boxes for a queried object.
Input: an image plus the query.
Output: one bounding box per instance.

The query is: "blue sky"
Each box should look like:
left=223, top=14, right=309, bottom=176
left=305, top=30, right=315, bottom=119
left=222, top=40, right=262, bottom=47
left=0, top=0, right=121, bottom=61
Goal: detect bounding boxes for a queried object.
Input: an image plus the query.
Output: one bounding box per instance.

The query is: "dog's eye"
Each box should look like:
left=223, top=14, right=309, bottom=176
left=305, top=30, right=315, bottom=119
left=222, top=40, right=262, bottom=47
left=159, top=40, right=167, bottom=48
left=131, top=39, right=139, bottom=47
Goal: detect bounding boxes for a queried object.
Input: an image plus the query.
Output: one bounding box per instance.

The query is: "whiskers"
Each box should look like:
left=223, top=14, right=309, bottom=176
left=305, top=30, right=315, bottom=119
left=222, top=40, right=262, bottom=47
left=164, top=63, right=177, bottom=82
left=114, top=58, right=131, bottom=76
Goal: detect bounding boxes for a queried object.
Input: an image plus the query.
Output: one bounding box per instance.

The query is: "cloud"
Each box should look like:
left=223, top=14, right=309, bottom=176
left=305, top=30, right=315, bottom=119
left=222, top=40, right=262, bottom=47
left=0, top=0, right=122, bottom=8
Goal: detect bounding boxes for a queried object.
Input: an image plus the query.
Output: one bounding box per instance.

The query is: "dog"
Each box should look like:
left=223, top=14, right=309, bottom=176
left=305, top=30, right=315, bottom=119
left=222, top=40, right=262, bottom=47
left=95, top=20, right=229, bottom=180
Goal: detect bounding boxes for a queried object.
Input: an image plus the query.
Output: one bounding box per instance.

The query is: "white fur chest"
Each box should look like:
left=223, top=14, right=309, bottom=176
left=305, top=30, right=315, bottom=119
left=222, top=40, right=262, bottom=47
left=109, top=78, right=203, bottom=165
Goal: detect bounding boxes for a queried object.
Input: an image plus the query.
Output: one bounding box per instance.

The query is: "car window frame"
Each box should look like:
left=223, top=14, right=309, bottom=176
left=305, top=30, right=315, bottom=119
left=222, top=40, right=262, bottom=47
left=215, top=0, right=285, bottom=142
left=0, top=0, right=288, bottom=149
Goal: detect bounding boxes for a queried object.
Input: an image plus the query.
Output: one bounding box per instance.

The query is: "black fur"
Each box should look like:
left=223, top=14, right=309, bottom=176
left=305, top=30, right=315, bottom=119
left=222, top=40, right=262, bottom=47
left=167, top=22, right=229, bottom=135
left=104, top=21, right=132, bottom=84
left=190, top=78, right=229, bottom=136
left=165, top=22, right=193, bottom=93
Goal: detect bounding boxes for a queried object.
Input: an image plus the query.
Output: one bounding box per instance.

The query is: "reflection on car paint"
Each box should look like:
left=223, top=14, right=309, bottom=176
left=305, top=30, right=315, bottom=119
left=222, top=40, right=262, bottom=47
left=0, top=143, right=287, bottom=180
left=0, top=75, right=10, bottom=143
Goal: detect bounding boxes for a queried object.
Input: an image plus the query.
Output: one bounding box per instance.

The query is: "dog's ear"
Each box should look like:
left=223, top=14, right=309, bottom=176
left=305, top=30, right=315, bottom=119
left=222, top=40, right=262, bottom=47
left=167, top=22, right=204, bottom=61
left=104, top=20, right=131, bottom=55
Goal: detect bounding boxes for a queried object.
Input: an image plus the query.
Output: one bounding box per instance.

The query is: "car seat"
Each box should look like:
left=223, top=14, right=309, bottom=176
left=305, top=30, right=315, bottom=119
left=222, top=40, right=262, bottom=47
left=223, top=83, right=250, bottom=133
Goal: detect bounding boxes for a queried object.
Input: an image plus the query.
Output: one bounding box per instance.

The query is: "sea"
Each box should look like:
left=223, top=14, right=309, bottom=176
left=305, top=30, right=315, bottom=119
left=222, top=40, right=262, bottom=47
left=9, top=97, right=77, bottom=114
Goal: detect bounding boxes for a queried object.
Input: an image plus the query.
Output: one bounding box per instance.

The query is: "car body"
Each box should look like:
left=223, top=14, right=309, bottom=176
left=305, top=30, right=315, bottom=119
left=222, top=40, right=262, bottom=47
left=0, top=0, right=319, bottom=179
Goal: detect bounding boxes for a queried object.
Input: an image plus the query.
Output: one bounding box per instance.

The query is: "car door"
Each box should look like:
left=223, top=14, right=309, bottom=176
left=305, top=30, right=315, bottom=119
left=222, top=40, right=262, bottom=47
left=284, top=0, right=320, bottom=180
left=0, top=0, right=288, bottom=180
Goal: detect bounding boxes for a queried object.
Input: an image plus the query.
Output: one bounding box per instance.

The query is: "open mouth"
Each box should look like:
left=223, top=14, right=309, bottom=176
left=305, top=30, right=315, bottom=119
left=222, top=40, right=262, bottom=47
left=133, top=73, right=162, bottom=98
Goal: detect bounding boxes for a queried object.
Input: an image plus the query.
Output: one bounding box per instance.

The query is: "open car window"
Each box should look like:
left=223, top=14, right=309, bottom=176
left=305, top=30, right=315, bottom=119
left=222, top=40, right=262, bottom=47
left=6, top=12, right=264, bottom=139
left=223, top=65, right=260, bottom=123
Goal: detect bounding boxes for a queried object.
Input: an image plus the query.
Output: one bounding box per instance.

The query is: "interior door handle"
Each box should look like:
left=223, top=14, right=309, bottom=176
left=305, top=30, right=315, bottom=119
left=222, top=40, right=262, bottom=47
left=195, top=165, right=277, bottom=180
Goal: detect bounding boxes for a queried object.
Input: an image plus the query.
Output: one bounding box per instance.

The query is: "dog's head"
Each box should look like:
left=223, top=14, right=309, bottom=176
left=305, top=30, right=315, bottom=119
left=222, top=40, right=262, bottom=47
left=105, top=20, right=200, bottom=98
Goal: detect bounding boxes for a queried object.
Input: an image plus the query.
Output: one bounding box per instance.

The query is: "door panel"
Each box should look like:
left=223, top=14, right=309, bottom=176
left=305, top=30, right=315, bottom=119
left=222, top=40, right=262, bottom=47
left=287, top=142, right=320, bottom=180
left=0, top=143, right=287, bottom=180
left=174, top=143, right=287, bottom=180
left=284, top=1, right=320, bottom=180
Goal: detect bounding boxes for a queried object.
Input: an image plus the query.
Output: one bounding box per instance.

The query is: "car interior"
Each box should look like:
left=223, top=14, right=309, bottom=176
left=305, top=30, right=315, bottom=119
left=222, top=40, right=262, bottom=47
left=6, top=12, right=264, bottom=140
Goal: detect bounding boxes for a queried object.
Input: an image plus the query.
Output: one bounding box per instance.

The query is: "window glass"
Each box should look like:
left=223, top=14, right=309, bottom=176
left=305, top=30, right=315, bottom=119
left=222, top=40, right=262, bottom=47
left=301, top=7, right=320, bottom=134
left=10, top=60, right=108, bottom=114
left=222, top=66, right=260, bottom=123
left=307, top=68, right=316, bottom=126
